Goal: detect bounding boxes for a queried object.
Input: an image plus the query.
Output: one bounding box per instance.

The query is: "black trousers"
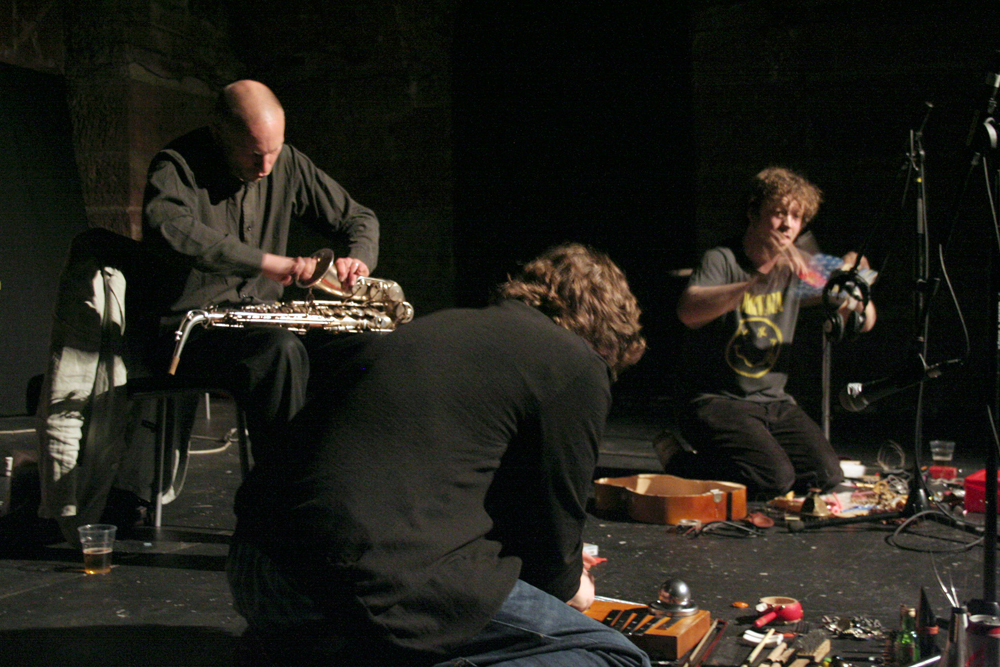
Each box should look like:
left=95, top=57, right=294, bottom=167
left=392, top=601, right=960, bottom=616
left=161, top=326, right=379, bottom=464
left=673, top=396, right=844, bottom=499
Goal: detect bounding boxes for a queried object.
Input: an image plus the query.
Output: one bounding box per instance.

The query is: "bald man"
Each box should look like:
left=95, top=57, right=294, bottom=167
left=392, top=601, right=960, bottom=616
left=140, top=80, right=380, bottom=467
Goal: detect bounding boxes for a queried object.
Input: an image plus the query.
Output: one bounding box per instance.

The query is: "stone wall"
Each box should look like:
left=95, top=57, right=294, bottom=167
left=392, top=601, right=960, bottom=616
left=62, top=1, right=241, bottom=237
left=0, top=0, right=457, bottom=314
left=0, top=0, right=63, bottom=73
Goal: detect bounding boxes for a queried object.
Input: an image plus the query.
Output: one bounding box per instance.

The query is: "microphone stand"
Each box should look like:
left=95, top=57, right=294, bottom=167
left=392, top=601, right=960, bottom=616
left=802, top=86, right=1000, bottom=617
left=970, top=116, right=1000, bottom=616
left=928, top=52, right=1000, bottom=614
left=902, top=112, right=934, bottom=518
left=968, top=157, right=1000, bottom=615
left=821, top=325, right=832, bottom=441
left=797, top=105, right=960, bottom=531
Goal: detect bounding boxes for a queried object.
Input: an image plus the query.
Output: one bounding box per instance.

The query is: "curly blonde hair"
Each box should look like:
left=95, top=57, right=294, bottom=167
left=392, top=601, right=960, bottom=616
left=747, top=166, right=824, bottom=225
left=494, top=243, right=646, bottom=380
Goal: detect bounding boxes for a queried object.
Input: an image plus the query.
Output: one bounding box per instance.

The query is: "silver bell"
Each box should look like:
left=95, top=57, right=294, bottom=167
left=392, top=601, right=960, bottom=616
left=653, top=578, right=699, bottom=616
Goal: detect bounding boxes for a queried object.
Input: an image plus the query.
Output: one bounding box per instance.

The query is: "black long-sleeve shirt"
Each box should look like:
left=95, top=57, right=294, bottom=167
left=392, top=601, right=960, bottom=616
left=142, top=127, right=379, bottom=325
left=232, top=300, right=611, bottom=655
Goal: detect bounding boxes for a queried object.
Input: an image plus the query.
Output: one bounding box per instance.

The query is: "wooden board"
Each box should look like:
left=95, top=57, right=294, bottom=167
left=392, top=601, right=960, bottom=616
left=586, top=599, right=712, bottom=659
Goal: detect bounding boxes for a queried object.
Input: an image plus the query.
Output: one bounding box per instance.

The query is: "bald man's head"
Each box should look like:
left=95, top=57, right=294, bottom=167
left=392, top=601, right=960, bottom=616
left=212, top=80, right=286, bottom=182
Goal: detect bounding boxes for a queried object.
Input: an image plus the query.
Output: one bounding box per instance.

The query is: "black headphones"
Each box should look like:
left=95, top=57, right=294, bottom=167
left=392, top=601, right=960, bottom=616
left=824, top=308, right=866, bottom=343
left=821, top=268, right=870, bottom=344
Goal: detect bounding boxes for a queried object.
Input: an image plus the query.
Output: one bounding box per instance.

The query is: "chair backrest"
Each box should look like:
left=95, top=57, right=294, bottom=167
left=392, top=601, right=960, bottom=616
left=59, top=228, right=174, bottom=379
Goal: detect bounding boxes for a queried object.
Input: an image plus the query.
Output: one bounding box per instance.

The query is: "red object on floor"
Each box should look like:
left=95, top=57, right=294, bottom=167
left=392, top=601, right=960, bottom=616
left=964, top=469, right=1000, bottom=513
left=928, top=465, right=957, bottom=480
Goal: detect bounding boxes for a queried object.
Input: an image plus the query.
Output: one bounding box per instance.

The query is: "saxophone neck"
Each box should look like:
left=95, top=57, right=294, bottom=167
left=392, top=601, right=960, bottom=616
left=169, top=309, right=210, bottom=375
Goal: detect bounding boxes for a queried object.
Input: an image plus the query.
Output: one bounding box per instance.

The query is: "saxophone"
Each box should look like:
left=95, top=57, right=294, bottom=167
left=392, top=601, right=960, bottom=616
left=168, top=249, right=414, bottom=374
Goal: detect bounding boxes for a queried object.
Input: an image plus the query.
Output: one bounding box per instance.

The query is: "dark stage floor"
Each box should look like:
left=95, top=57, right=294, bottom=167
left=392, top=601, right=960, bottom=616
left=0, top=395, right=994, bottom=667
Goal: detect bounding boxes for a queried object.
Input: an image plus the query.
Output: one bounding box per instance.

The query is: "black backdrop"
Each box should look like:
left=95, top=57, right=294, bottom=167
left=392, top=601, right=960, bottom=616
left=0, top=64, right=89, bottom=416
left=451, top=5, right=695, bottom=399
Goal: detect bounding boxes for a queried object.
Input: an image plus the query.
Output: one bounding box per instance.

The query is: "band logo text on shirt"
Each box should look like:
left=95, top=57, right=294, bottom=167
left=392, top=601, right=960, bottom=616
left=741, top=289, right=784, bottom=317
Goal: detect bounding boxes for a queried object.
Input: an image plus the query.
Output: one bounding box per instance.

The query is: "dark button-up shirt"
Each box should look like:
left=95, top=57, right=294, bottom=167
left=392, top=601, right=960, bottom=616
left=142, top=126, right=379, bottom=324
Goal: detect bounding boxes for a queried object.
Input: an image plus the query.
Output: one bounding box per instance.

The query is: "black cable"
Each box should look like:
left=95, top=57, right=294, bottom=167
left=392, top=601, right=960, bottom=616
left=885, top=510, right=984, bottom=553
left=692, top=520, right=763, bottom=539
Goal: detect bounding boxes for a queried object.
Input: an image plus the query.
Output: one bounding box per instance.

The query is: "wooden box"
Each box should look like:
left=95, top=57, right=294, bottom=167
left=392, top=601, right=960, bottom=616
left=586, top=599, right=712, bottom=659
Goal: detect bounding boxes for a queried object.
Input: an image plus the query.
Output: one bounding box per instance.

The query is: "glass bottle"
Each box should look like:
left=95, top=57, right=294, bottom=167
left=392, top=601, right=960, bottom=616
left=0, top=456, right=12, bottom=517
left=895, top=605, right=921, bottom=667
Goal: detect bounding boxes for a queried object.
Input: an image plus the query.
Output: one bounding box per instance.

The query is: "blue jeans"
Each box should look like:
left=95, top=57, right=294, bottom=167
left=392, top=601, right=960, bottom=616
left=434, top=579, right=651, bottom=667
left=228, top=541, right=650, bottom=667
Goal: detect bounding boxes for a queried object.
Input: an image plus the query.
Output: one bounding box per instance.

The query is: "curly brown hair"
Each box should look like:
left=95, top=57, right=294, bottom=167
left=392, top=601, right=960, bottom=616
left=494, top=243, right=646, bottom=380
left=746, top=166, right=823, bottom=225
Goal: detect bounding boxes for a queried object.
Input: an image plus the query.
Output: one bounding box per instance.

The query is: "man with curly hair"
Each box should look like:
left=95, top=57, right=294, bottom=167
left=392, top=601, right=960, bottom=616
left=227, top=243, right=649, bottom=666
left=669, top=167, right=875, bottom=498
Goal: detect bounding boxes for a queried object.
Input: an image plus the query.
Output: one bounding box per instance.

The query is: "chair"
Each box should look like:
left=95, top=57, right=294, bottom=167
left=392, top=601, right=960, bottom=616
left=37, top=228, right=251, bottom=535
left=127, top=375, right=250, bottom=527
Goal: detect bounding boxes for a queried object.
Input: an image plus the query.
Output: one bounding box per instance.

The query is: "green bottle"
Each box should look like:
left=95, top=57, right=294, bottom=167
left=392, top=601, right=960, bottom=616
left=895, top=605, right=921, bottom=666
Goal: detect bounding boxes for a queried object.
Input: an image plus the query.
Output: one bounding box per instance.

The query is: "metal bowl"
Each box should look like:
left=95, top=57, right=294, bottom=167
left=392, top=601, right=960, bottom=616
left=652, top=578, right=699, bottom=616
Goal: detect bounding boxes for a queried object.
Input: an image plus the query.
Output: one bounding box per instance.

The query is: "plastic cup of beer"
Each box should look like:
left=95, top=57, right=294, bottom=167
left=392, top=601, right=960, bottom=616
left=77, top=524, right=116, bottom=575
left=930, top=440, right=956, bottom=463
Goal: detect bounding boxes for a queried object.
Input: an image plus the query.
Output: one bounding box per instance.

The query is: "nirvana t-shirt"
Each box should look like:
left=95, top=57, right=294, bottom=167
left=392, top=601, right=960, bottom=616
left=680, top=240, right=802, bottom=403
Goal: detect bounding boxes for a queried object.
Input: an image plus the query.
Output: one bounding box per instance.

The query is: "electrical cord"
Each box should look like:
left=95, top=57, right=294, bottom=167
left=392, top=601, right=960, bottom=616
left=692, top=520, right=765, bottom=539
left=886, top=509, right=984, bottom=553
left=882, top=403, right=1000, bottom=552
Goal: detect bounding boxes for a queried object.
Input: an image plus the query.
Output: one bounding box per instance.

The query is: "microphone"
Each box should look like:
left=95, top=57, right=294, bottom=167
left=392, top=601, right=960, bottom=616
left=839, top=357, right=953, bottom=413
left=966, top=50, right=1000, bottom=150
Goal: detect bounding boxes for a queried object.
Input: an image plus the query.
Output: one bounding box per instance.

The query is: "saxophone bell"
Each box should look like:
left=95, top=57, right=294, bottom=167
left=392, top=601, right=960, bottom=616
left=297, top=248, right=351, bottom=298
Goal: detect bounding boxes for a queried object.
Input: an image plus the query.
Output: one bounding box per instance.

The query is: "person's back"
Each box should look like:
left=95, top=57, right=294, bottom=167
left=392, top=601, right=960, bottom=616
left=227, top=243, right=649, bottom=667
left=232, top=299, right=612, bottom=658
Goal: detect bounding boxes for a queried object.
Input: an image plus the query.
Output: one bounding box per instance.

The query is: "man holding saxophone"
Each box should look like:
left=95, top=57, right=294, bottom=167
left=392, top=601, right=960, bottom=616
left=142, top=80, right=380, bottom=464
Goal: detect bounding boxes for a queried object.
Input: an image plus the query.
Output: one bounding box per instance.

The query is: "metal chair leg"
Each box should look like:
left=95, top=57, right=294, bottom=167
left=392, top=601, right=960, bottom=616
left=236, top=404, right=251, bottom=478
left=151, top=397, right=170, bottom=528
left=132, top=379, right=246, bottom=530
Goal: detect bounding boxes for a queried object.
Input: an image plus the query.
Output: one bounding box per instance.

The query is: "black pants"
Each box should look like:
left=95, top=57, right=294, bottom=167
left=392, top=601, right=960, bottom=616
left=673, top=396, right=844, bottom=498
left=161, top=326, right=379, bottom=464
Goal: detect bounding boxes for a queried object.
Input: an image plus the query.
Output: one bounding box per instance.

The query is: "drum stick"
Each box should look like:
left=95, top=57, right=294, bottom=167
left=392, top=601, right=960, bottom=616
left=682, top=618, right=719, bottom=667
left=697, top=619, right=729, bottom=667
left=741, top=628, right=776, bottom=667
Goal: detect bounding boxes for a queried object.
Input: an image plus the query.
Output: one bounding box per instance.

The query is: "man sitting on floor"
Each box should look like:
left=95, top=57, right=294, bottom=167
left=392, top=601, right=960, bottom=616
left=667, top=167, right=875, bottom=499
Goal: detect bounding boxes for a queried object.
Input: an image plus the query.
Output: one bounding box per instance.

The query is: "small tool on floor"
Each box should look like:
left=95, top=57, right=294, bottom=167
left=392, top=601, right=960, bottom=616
left=755, top=596, right=804, bottom=629
left=652, top=578, right=700, bottom=616
left=698, top=619, right=729, bottom=667
left=772, top=644, right=797, bottom=667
